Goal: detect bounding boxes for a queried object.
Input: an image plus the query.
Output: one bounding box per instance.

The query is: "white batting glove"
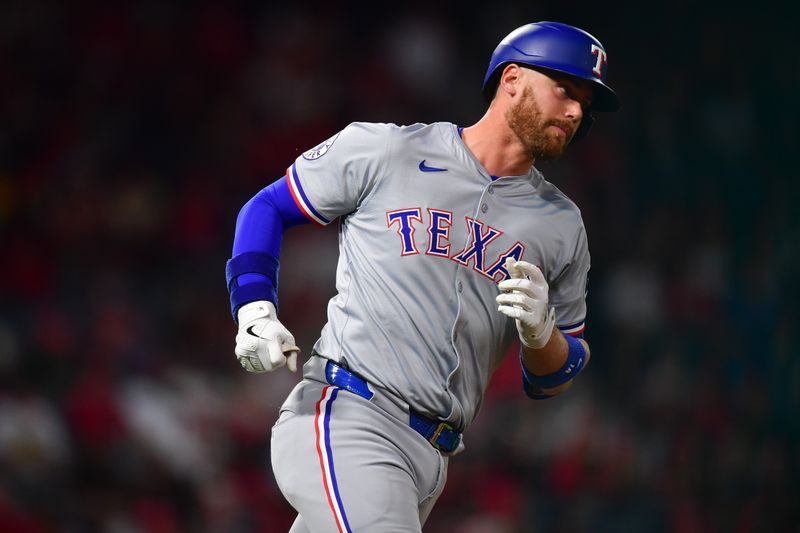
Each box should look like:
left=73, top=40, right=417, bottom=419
left=235, top=300, right=300, bottom=373
left=496, top=258, right=556, bottom=350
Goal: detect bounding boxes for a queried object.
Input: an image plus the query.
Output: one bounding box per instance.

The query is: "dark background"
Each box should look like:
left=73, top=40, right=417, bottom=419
left=1, top=1, right=798, bottom=531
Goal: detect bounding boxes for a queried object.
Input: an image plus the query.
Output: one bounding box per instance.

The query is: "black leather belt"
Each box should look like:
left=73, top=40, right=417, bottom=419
left=324, top=359, right=462, bottom=453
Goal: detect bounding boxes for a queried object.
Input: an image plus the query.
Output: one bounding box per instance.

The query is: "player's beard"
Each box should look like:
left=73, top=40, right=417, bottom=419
left=506, top=86, right=571, bottom=161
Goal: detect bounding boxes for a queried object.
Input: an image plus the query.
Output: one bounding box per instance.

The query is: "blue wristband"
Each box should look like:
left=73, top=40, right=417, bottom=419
left=225, top=252, right=279, bottom=291
left=229, top=283, right=279, bottom=321
left=225, top=252, right=280, bottom=320
left=521, top=334, right=587, bottom=391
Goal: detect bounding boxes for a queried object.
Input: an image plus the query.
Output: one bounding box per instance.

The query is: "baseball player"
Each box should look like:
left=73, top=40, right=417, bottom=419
left=226, top=21, right=620, bottom=532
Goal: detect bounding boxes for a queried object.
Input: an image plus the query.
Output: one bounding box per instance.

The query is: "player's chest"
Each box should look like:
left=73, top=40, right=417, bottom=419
left=356, top=173, right=557, bottom=283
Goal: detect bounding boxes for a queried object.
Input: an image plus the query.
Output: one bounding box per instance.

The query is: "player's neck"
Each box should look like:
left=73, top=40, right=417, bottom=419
left=462, top=110, right=535, bottom=178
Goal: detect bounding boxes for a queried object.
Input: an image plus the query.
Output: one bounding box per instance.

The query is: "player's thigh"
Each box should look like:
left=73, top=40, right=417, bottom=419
left=271, top=384, right=441, bottom=532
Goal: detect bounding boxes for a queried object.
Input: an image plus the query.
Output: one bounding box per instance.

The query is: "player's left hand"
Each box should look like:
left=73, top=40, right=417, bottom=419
left=235, top=300, right=300, bottom=373
left=496, top=258, right=556, bottom=350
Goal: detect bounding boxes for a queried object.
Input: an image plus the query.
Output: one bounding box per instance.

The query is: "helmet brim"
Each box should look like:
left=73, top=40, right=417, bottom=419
left=537, top=64, right=621, bottom=112
left=483, top=61, right=621, bottom=112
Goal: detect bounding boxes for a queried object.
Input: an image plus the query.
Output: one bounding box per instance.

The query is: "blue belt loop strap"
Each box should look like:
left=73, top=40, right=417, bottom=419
left=325, top=360, right=374, bottom=400
left=323, top=359, right=461, bottom=453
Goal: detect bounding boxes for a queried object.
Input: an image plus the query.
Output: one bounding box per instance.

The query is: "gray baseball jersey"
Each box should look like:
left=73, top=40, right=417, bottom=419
left=287, top=121, right=589, bottom=431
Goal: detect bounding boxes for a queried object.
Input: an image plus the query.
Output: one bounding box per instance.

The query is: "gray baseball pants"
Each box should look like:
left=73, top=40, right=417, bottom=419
left=270, top=358, right=449, bottom=532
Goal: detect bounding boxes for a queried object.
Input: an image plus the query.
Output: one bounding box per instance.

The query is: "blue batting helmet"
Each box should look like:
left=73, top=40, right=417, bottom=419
left=483, top=21, right=621, bottom=139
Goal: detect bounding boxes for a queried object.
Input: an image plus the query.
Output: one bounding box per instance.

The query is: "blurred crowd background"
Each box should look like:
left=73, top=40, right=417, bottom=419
left=1, top=1, right=797, bottom=532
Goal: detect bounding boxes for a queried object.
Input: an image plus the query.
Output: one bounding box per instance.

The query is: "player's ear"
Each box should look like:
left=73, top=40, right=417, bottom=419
left=498, top=64, right=523, bottom=98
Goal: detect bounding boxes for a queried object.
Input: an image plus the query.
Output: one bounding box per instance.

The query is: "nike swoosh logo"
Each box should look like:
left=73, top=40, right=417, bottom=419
left=419, top=160, right=448, bottom=172
left=246, top=325, right=260, bottom=337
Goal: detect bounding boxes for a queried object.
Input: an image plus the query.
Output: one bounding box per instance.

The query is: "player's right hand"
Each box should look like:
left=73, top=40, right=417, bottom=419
left=235, top=300, right=300, bottom=373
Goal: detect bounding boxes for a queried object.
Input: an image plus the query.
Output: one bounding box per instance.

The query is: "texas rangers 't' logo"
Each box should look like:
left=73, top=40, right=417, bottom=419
left=590, top=44, right=608, bottom=77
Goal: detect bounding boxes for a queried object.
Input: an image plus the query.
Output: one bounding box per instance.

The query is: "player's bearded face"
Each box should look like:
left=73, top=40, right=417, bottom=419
left=506, top=85, right=571, bottom=160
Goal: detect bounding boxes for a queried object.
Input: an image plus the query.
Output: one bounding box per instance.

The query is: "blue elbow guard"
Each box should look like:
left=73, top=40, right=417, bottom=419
left=225, top=252, right=280, bottom=320
left=521, top=334, right=587, bottom=398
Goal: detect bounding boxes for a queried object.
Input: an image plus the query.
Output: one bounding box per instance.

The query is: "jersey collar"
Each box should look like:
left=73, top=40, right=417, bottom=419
left=453, top=124, right=542, bottom=188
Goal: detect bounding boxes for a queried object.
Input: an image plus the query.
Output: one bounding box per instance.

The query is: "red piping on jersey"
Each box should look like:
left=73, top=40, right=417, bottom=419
left=286, top=166, right=326, bottom=227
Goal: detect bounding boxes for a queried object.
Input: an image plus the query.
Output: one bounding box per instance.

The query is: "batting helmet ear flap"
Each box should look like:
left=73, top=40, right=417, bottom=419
left=571, top=114, right=594, bottom=143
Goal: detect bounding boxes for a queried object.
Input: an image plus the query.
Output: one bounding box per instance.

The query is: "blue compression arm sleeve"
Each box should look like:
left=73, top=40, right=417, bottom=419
left=226, top=176, right=310, bottom=319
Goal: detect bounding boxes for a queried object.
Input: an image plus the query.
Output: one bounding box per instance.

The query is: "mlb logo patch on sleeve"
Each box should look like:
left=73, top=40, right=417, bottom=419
left=303, top=132, right=341, bottom=160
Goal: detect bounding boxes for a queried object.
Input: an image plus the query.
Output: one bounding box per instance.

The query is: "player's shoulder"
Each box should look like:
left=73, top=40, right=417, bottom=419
left=343, top=120, right=452, bottom=141
left=330, top=121, right=409, bottom=148
left=307, top=122, right=400, bottom=157
left=330, top=121, right=453, bottom=158
left=536, top=171, right=586, bottom=226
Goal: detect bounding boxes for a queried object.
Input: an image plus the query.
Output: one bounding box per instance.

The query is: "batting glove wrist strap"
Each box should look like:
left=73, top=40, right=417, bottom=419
left=518, top=307, right=555, bottom=349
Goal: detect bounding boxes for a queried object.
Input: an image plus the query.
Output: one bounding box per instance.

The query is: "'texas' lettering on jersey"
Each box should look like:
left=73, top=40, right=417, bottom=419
left=386, top=208, right=525, bottom=282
